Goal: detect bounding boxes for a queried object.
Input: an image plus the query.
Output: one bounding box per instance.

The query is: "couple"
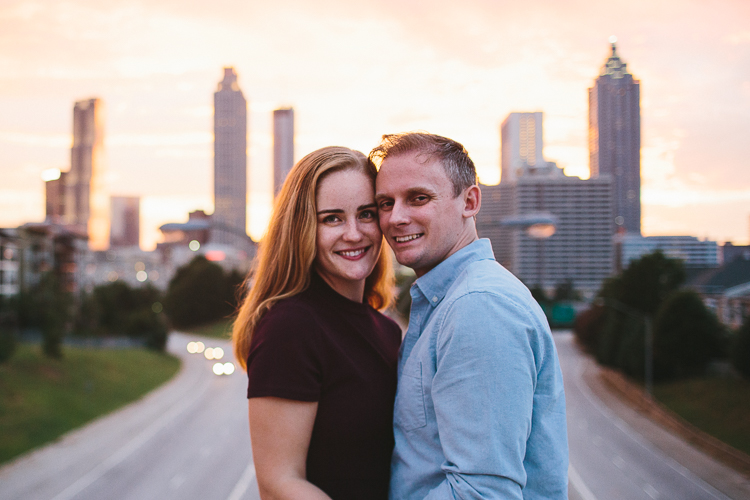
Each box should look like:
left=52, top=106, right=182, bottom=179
left=233, top=132, right=569, bottom=500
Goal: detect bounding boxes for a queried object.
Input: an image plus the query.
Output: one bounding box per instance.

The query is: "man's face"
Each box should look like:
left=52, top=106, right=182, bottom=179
left=375, top=152, right=469, bottom=277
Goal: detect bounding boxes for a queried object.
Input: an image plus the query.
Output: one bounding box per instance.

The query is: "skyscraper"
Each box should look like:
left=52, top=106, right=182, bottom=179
left=589, top=39, right=641, bottom=234
left=500, top=112, right=544, bottom=183
left=65, top=98, right=109, bottom=250
left=478, top=112, right=614, bottom=296
left=213, top=67, right=248, bottom=246
left=110, top=196, right=140, bottom=248
left=273, top=108, right=295, bottom=196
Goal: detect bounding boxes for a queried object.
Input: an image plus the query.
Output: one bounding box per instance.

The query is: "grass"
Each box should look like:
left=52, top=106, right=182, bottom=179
left=654, top=376, right=750, bottom=456
left=0, top=343, right=180, bottom=465
left=184, top=318, right=235, bottom=340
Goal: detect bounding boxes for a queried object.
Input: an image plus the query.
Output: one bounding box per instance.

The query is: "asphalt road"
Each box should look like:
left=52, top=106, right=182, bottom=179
left=1, top=331, right=746, bottom=499
left=0, top=333, right=261, bottom=500
left=557, top=331, right=738, bottom=500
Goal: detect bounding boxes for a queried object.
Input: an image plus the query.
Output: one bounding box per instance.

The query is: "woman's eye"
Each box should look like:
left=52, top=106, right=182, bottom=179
left=360, top=210, right=376, bottom=220
left=322, top=215, right=341, bottom=224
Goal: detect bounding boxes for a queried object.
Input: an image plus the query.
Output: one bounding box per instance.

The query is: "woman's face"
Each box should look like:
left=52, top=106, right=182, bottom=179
left=314, top=168, right=382, bottom=301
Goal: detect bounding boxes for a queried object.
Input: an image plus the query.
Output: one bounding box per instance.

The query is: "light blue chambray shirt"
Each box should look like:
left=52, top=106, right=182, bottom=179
left=390, top=239, right=568, bottom=499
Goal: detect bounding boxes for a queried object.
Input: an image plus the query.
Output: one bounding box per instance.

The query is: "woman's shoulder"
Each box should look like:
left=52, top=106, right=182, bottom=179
left=254, top=294, right=322, bottom=338
left=367, top=308, right=403, bottom=337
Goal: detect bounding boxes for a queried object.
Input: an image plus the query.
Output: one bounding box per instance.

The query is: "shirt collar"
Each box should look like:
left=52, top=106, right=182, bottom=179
left=412, top=239, right=495, bottom=308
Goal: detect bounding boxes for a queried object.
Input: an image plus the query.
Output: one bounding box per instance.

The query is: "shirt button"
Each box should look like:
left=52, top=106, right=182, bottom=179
left=432, top=296, right=438, bottom=302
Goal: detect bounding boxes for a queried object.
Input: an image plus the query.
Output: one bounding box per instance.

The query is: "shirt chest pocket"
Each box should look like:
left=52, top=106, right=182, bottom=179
left=394, top=361, right=427, bottom=432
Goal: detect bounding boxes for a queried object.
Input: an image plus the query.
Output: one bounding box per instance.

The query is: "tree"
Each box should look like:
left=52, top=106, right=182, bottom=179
left=614, top=251, right=685, bottom=315
left=35, top=273, right=71, bottom=359
left=652, top=290, right=724, bottom=381
left=74, top=281, right=168, bottom=351
left=0, top=301, right=18, bottom=363
left=731, top=315, right=750, bottom=379
left=163, top=256, right=243, bottom=329
left=572, top=304, right=605, bottom=354
left=591, top=251, right=685, bottom=374
left=553, top=279, right=581, bottom=302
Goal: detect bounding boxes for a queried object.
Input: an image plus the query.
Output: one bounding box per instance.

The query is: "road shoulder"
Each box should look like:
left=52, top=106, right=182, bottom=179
left=580, top=344, right=750, bottom=499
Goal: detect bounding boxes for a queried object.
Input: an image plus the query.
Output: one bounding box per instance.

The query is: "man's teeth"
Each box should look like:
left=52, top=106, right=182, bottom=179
left=339, top=248, right=365, bottom=257
left=395, top=234, right=421, bottom=243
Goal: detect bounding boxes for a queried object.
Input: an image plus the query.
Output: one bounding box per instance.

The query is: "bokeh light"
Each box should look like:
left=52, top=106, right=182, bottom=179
left=189, top=240, right=200, bottom=251
left=212, top=362, right=235, bottom=376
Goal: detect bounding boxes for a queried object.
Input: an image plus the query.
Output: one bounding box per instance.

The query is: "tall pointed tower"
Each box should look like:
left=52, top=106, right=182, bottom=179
left=589, top=38, right=641, bottom=234
left=213, top=67, right=248, bottom=246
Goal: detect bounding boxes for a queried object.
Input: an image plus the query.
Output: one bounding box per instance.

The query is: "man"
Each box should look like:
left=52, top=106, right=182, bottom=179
left=372, top=132, right=568, bottom=499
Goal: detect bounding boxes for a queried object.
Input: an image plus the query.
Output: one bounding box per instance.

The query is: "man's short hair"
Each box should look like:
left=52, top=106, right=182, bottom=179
left=369, top=132, right=477, bottom=197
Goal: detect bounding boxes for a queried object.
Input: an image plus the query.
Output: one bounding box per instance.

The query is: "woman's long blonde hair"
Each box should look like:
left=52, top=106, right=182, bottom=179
left=232, top=146, right=393, bottom=370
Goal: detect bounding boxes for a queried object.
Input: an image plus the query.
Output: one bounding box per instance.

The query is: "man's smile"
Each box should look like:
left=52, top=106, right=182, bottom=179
left=394, top=234, right=423, bottom=243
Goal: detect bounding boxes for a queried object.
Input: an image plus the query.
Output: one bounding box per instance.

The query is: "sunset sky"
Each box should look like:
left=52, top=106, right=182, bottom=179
left=1, top=0, right=749, bottom=249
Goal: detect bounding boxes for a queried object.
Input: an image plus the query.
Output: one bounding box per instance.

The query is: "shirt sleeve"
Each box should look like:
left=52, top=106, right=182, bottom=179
left=246, top=301, right=322, bottom=401
left=424, top=291, right=549, bottom=500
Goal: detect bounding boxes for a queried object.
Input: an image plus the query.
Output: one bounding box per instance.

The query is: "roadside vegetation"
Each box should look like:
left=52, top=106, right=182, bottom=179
left=0, top=343, right=179, bottom=465
left=574, top=250, right=750, bottom=457
left=654, top=377, right=750, bottom=456
left=184, top=318, right=234, bottom=339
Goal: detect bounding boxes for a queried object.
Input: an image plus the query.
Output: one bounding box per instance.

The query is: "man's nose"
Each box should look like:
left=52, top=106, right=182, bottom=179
left=389, top=201, right=410, bottom=226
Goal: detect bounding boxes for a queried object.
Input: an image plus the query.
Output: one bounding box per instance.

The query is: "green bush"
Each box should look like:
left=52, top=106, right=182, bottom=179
left=74, top=282, right=168, bottom=352
left=125, top=309, right=169, bottom=351
left=163, top=256, right=244, bottom=330
left=653, top=290, right=724, bottom=381
left=572, top=304, right=605, bottom=353
left=732, top=316, right=750, bottom=379
left=0, top=310, right=18, bottom=363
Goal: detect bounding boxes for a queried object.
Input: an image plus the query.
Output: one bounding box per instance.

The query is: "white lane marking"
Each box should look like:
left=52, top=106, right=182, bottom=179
left=562, top=334, right=732, bottom=500
left=568, top=464, right=598, bottom=500
left=612, top=455, right=625, bottom=469
left=644, top=483, right=660, bottom=499
left=169, top=474, right=185, bottom=490
left=227, top=463, right=257, bottom=500
left=50, top=369, right=212, bottom=500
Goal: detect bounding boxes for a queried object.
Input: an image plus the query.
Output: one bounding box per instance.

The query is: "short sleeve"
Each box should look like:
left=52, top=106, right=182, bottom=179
left=246, top=300, right=322, bottom=401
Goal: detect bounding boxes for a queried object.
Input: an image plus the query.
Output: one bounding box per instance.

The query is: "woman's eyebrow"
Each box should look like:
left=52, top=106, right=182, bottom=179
left=358, top=203, right=377, bottom=211
left=316, top=208, right=343, bottom=215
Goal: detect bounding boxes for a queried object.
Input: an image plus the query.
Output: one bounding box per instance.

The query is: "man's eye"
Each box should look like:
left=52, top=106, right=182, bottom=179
left=378, top=200, right=394, bottom=211
left=412, top=195, right=429, bottom=204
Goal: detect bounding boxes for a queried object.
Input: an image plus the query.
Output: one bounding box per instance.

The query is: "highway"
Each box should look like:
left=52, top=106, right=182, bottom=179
left=0, top=331, right=746, bottom=499
left=0, top=333, right=261, bottom=500
left=558, top=331, right=737, bottom=500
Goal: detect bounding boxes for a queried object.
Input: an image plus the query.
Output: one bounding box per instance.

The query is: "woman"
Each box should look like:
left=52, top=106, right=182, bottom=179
left=232, top=147, right=401, bottom=500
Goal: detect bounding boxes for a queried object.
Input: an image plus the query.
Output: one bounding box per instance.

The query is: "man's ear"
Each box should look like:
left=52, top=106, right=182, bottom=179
left=462, top=185, right=481, bottom=218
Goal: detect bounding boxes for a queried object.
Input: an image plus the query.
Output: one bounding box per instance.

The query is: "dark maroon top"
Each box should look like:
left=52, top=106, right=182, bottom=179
left=246, top=272, right=402, bottom=500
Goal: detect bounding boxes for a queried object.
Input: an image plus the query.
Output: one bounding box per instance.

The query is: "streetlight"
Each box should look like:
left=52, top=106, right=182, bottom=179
left=500, top=212, right=558, bottom=291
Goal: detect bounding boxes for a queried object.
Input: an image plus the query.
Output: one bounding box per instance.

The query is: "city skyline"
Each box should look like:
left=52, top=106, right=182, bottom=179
left=1, top=0, right=749, bottom=249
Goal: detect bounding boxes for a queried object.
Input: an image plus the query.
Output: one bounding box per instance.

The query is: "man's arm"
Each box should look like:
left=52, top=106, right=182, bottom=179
left=424, top=291, right=548, bottom=500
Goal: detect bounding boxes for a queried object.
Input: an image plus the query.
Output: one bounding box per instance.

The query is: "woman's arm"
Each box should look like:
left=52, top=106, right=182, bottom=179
left=248, top=397, right=331, bottom=500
